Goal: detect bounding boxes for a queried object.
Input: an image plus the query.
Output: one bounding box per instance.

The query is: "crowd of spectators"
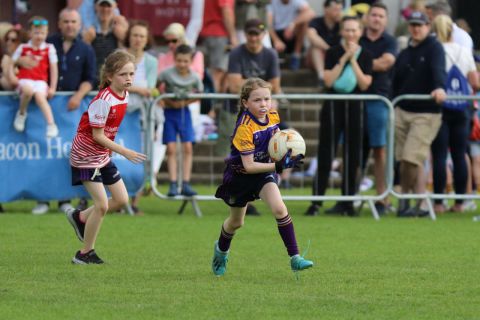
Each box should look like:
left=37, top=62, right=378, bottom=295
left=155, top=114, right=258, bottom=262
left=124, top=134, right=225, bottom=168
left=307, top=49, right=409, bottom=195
left=1, top=0, right=480, bottom=218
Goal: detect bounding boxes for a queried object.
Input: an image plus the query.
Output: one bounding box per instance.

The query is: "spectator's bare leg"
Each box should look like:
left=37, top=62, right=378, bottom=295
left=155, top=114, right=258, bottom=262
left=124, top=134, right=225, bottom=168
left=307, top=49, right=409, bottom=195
left=473, top=155, right=480, bottom=193
left=310, top=47, right=326, bottom=80
left=34, top=93, right=55, bottom=125
left=166, top=142, right=178, bottom=182
left=373, top=147, right=387, bottom=201
left=211, top=69, right=226, bottom=93
left=465, top=153, right=472, bottom=194
left=400, top=160, right=418, bottom=194
left=415, top=163, right=428, bottom=209
left=293, top=22, right=308, bottom=56
left=182, top=142, right=193, bottom=182
left=19, top=85, right=34, bottom=115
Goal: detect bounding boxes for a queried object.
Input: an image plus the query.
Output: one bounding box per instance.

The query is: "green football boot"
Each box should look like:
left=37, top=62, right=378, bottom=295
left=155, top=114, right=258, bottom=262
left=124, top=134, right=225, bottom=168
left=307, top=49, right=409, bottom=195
left=290, top=254, right=313, bottom=271
left=212, top=241, right=229, bottom=276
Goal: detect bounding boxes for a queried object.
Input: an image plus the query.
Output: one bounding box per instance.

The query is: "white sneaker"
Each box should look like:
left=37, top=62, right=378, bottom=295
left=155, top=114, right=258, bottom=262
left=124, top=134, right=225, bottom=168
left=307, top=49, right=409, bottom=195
left=46, top=123, right=59, bottom=137
left=13, top=111, right=27, bottom=132
left=463, top=200, right=477, bottom=211
left=32, top=203, right=49, bottom=215
left=360, top=177, right=374, bottom=192
left=59, top=202, right=74, bottom=214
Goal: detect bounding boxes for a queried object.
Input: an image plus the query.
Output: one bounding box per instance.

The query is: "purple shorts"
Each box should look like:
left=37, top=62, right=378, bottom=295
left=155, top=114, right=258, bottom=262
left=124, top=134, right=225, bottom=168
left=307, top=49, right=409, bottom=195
left=215, top=172, right=277, bottom=207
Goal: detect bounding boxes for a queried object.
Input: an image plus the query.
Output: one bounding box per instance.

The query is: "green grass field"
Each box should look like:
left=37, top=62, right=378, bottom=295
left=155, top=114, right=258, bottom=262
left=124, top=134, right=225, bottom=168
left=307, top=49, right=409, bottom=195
left=0, top=186, right=479, bottom=320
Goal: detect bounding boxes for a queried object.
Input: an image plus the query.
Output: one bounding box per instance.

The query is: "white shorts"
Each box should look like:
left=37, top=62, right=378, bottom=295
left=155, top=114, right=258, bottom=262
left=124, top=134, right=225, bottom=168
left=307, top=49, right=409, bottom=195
left=17, top=79, right=48, bottom=95
left=470, top=141, right=480, bottom=158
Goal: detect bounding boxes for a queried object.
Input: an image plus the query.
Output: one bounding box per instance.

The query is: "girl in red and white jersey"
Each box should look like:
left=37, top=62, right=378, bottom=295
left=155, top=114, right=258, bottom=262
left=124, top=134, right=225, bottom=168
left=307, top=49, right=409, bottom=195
left=66, top=50, right=146, bottom=265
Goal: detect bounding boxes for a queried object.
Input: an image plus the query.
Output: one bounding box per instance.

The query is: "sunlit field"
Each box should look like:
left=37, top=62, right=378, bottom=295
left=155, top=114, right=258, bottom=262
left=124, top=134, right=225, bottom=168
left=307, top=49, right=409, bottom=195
left=0, top=186, right=478, bottom=319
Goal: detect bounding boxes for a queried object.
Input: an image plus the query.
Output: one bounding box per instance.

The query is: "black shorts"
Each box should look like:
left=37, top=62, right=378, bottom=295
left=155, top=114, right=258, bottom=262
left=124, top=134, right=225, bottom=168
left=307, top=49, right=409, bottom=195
left=215, top=172, right=277, bottom=207
left=71, top=161, right=122, bottom=186
left=275, top=29, right=296, bottom=54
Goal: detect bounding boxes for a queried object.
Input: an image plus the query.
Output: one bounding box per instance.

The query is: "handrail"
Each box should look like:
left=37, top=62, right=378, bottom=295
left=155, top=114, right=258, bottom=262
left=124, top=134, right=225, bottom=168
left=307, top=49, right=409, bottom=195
left=147, top=93, right=395, bottom=219
left=390, top=94, right=480, bottom=220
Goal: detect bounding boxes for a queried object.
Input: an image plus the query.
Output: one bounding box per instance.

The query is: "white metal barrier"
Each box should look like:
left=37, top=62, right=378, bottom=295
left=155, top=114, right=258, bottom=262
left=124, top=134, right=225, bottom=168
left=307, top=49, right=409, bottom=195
left=391, top=94, right=480, bottom=220
left=146, top=93, right=395, bottom=219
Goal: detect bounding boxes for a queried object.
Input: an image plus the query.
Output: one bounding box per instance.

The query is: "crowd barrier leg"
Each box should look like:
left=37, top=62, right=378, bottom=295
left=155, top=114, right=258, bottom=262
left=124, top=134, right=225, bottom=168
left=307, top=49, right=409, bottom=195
left=368, top=200, right=380, bottom=220
left=425, top=198, right=437, bottom=221
left=178, top=199, right=203, bottom=217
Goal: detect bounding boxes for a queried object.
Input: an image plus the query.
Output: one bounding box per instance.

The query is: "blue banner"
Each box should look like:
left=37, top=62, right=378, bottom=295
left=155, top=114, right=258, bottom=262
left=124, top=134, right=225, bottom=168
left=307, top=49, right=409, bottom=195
left=0, top=94, right=144, bottom=202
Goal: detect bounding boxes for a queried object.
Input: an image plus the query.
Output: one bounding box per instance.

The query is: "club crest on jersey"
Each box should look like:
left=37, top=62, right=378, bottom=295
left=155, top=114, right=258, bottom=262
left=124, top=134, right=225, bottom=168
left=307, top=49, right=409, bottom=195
left=253, top=133, right=260, bottom=145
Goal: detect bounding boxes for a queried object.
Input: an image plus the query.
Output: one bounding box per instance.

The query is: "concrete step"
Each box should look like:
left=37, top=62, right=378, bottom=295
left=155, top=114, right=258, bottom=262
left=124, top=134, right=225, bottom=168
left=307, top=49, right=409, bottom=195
left=280, top=68, right=318, bottom=88
left=282, top=86, right=322, bottom=94
left=278, top=101, right=322, bottom=122
left=286, top=121, right=319, bottom=140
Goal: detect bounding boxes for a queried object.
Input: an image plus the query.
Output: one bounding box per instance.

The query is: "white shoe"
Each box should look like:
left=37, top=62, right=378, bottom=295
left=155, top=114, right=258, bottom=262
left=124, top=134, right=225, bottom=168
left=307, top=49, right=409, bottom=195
left=463, top=200, right=477, bottom=211
left=360, top=177, right=374, bottom=192
left=13, top=111, right=27, bottom=132
left=32, top=203, right=49, bottom=215
left=46, top=123, right=59, bottom=137
left=59, top=202, right=74, bottom=214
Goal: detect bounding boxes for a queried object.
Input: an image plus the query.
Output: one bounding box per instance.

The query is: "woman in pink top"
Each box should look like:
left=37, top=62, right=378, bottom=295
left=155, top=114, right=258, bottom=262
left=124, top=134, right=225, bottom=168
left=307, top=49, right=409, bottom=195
left=158, top=22, right=204, bottom=79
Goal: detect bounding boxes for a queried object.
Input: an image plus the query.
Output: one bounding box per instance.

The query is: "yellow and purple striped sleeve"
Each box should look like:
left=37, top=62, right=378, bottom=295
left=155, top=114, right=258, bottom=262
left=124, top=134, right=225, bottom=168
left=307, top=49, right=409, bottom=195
left=232, top=124, right=255, bottom=155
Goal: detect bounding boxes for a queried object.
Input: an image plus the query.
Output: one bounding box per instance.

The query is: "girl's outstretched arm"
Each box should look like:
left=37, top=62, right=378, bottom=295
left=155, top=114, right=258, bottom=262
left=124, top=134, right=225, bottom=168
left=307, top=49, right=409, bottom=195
left=91, top=127, right=147, bottom=164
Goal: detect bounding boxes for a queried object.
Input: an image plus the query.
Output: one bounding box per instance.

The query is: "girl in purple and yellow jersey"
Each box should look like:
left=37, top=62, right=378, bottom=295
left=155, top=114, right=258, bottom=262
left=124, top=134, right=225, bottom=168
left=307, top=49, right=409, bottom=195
left=212, top=77, right=313, bottom=276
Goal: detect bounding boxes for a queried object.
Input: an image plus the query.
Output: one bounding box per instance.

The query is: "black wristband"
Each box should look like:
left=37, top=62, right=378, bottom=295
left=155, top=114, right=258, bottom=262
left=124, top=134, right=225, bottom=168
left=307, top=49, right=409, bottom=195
left=275, top=161, right=283, bottom=174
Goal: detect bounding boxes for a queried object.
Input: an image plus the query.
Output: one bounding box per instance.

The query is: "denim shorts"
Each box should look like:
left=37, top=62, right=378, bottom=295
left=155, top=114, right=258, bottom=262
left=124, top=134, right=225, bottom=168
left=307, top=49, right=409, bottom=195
left=365, top=100, right=389, bottom=147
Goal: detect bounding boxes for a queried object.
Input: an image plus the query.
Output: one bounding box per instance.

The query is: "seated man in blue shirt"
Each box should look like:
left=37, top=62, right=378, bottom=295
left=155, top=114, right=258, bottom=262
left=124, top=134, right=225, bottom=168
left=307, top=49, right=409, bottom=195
left=30, top=8, right=96, bottom=215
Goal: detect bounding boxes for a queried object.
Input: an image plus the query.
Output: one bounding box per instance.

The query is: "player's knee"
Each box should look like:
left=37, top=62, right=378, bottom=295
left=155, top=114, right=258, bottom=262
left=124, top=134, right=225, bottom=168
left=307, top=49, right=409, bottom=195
left=96, top=202, right=109, bottom=216
left=115, top=194, right=129, bottom=208
left=271, top=204, right=288, bottom=218
left=230, top=219, right=244, bottom=230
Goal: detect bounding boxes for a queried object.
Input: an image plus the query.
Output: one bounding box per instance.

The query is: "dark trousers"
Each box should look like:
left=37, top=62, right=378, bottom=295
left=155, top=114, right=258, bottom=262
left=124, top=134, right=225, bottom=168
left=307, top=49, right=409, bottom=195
left=431, top=109, right=469, bottom=204
left=313, top=100, right=364, bottom=205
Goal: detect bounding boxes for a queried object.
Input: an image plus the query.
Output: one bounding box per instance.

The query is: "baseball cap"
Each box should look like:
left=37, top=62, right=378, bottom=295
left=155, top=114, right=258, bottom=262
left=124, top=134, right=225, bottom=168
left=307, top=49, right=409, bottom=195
left=408, top=11, right=429, bottom=25
left=95, top=0, right=117, bottom=5
left=244, top=18, right=266, bottom=33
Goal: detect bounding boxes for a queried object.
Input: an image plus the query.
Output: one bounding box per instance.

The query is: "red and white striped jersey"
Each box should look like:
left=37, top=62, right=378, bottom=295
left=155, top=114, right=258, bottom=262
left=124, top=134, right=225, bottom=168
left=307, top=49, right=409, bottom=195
left=70, top=87, right=129, bottom=168
left=12, top=41, right=58, bottom=82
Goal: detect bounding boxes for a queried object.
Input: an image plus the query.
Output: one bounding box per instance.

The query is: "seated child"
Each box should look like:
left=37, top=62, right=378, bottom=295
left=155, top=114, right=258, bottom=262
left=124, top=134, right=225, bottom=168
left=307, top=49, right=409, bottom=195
left=12, top=16, right=59, bottom=137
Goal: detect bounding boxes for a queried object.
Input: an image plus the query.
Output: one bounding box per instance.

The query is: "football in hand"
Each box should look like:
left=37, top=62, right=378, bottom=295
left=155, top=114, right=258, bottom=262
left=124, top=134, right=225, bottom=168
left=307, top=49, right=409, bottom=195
left=268, top=129, right=306, bottom=161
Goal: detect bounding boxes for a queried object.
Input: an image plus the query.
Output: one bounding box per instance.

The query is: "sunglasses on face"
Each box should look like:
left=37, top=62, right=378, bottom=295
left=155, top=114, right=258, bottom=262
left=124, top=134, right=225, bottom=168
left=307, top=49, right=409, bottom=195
left=32, top=19, right=48, bottom=26
left=6, top=37, right=18, bottom=42
left=166, top=38, right=178, bottom=44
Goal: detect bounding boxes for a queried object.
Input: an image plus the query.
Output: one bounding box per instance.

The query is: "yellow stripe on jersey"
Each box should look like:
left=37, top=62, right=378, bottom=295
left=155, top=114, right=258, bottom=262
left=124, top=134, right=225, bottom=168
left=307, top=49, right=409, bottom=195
left=232, top=111, right=280, bottom=154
